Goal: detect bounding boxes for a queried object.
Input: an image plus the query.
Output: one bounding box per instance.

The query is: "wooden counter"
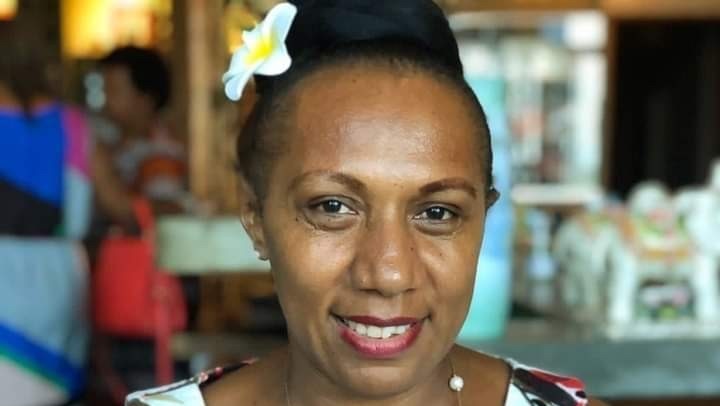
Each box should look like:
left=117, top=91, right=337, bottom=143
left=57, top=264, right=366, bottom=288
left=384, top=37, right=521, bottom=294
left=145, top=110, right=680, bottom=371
left=462, top=319, right=720, bottom=400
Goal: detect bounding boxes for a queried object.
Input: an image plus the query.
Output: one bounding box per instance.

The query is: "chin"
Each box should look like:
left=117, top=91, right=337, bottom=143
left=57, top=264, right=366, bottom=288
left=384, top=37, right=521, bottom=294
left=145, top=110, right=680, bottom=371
left=340, top=364, right=429, bottom=399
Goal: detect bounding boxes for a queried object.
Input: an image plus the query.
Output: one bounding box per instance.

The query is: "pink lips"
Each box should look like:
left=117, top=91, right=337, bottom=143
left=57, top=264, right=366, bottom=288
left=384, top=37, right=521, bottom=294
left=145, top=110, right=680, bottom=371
left=336, top=315, right=424, bottom=359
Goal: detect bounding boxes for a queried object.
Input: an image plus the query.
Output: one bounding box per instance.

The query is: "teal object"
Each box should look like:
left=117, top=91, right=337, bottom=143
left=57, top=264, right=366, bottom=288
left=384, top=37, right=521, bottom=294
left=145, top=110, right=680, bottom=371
left=458, top=77, right=513, bottom=342
left=459, top=256, right=512, bottom=341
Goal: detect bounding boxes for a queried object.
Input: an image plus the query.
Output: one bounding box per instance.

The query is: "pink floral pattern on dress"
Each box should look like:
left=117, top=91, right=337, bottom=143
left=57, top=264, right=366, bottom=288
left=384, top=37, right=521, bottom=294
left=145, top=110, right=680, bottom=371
left=127, top=359, right=590, bottom=406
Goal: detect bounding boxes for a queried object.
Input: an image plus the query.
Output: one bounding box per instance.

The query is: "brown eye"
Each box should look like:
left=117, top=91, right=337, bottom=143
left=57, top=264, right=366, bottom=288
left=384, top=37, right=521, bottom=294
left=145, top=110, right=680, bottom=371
left=305, top=198, right=358, bottom=231
left=417, top=206, right=455, bottom=221
left=318, top=199, right=353, bottom=214
left=413, top=205, right=462, bottom=235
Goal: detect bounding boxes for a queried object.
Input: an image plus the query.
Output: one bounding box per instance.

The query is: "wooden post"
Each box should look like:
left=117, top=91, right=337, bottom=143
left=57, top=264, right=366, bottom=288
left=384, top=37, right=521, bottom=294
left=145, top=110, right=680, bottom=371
left=601, top=19, right=618, bottom=191
left=173, top=0, right=225, bottom=202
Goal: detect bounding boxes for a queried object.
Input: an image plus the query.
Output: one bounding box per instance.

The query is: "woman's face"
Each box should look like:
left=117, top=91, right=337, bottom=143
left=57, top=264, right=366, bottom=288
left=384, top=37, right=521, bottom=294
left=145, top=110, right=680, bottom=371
left=102, top=66, right=154, bottom=129
left=242, top=65, right=490, bottom=398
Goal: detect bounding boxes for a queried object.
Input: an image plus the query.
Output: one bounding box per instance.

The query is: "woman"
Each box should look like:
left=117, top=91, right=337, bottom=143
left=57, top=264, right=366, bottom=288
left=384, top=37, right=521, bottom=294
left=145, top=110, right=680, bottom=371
left=129, top=1, right=607, bottom=405
left=0, top=23, right=90, bottom=238
left=0, top=23, right=90, bottom=405
left=93, top=46, right=186, bottom=226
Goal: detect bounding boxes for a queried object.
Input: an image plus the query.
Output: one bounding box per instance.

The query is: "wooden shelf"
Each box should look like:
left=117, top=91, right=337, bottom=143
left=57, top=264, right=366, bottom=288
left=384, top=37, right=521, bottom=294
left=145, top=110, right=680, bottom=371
left=443, top=0, right=720, bottom=19
left=172, top=332, right=285, bottom=361
left=441, top=0, right=597, bottom=12
left=603, top=0, right=720, bottom=19
left=462, top=319, right=720, bottom=399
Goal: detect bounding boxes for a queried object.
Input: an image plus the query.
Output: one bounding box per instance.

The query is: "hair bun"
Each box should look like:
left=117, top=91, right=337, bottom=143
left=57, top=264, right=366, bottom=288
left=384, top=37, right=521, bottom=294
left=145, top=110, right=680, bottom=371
left=285, top=0, right=463, bottom=75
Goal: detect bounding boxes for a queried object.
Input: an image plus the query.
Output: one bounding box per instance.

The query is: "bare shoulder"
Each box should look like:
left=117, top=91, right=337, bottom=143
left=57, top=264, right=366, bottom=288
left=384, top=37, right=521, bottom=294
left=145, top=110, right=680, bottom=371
left=454, top=345, right=608, bottom=406
left=451, top=345, right=511, bottom=404
left=202, top=349, right=287, bottom=406
left=452, top=345, right=509, bottom=375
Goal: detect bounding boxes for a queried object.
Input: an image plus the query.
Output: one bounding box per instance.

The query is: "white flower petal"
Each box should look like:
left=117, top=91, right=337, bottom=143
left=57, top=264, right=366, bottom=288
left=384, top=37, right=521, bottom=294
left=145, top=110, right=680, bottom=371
left=262, top=3, right=297, bottom=43
left=224, top=47, right=251, bottom=81
left=223, top=64, right=257, bottom=101
left=242, top=26, right=262, bottom=49
left=255, top=44, right=291, bottom=76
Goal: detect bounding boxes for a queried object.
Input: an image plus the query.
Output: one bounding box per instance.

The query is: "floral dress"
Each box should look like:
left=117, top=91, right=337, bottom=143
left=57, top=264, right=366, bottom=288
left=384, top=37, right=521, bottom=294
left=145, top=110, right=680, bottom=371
left=126, top=359, right=589, bottom=406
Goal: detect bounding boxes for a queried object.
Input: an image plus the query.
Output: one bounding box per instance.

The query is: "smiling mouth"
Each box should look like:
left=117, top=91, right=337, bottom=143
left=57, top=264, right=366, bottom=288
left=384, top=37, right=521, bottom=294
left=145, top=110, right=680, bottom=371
left=334, top=315, right=417, bottom=339
left=332, top=314, right=426, bottom=358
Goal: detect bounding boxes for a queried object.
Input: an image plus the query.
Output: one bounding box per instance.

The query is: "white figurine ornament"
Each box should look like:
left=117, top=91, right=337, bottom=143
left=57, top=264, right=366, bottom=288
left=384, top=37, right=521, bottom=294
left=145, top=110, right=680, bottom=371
left=675, top=159, right=720, bottom=325
left=555, top=178, right=720, bottom=338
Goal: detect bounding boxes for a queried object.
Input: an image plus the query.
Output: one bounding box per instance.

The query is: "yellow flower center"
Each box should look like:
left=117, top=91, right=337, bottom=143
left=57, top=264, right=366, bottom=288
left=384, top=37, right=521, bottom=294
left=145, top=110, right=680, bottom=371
left=245, top=31, right=276, bottom=65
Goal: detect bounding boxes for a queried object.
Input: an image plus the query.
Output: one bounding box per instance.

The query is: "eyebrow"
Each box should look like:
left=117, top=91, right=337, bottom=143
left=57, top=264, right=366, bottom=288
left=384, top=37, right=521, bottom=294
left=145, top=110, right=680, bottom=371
left=419, top=178, right=478, bottom=199
left=289, top=172, right=477, bottom=199
left=289, top=170, right=368, bottom=195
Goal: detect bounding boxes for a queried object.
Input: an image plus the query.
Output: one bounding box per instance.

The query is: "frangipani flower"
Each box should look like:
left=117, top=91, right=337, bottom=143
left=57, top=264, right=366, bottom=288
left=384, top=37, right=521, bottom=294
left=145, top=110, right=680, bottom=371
left=223, top=2, right=298, bottom=101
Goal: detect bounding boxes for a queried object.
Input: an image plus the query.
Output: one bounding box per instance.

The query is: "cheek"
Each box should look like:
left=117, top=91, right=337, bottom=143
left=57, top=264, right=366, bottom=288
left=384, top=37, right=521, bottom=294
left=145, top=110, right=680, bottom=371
left=105, top=97, right=131, bottom=119
left=418, top=232, right=483, bottom=311
left=265, top=219, right=358, bottom=314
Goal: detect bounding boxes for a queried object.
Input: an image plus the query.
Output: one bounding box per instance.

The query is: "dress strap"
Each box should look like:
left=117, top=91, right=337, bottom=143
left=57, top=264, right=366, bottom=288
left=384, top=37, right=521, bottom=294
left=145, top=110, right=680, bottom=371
left=125, top=361, right=256, bottom=406
left=125, top=378, right=205, bottom=406
left=504, top=359, right=589, bottom=406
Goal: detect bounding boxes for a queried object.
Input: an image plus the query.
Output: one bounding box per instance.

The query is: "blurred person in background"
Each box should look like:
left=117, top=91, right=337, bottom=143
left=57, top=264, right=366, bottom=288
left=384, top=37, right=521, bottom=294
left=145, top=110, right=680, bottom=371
left=92, top=46, right=186, bottom=227
left=0, top=22, right=90, bottom=405
left=88, top=46, right=189, bottom=403
left=0, top=23, right=90, bottom=236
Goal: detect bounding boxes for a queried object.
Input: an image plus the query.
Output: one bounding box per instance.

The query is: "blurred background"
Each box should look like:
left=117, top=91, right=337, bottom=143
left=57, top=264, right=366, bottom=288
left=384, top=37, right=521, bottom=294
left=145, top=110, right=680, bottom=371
left=1, top=0, right=719, bottom=405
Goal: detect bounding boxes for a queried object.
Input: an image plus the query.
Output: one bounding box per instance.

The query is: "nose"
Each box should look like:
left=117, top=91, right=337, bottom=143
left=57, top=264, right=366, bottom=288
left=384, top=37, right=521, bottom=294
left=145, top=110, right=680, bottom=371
left=350, top=214, right=419, bottom=297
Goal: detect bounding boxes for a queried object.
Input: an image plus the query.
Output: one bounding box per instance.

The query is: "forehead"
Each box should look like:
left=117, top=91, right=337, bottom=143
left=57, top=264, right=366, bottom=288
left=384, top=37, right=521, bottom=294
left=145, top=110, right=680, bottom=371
left=283, top=66, right=484, bottom=181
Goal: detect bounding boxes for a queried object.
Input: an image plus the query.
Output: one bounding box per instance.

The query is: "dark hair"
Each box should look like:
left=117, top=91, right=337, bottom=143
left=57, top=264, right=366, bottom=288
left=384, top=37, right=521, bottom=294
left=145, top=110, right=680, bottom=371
left=100, top=46, right=171, bottom=111
left=238, top=0, right=493, bottom=201
left=0, top=22, right=53, bottom=115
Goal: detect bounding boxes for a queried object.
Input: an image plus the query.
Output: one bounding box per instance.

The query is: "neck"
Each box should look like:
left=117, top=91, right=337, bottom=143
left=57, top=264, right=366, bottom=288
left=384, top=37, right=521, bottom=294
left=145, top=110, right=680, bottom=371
left=285, top=346, right=458, bottom=406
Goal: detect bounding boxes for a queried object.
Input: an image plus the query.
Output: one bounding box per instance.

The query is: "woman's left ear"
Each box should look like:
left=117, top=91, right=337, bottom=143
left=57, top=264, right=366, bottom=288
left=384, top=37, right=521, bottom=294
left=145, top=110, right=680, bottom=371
left=238, top=176, right=269, bottom=261
left=486, top=187, right=500, bottom=210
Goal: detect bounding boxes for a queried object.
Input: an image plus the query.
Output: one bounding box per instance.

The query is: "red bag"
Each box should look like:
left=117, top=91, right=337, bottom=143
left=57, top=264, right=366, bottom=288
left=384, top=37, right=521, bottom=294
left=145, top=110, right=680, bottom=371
left=92, top=199, right=186, bottom=385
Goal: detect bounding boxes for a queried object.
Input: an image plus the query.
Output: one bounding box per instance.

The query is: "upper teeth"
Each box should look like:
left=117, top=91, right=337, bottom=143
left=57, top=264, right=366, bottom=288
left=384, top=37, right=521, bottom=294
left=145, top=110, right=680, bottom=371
left=344, top=318, right=411, bottom=339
